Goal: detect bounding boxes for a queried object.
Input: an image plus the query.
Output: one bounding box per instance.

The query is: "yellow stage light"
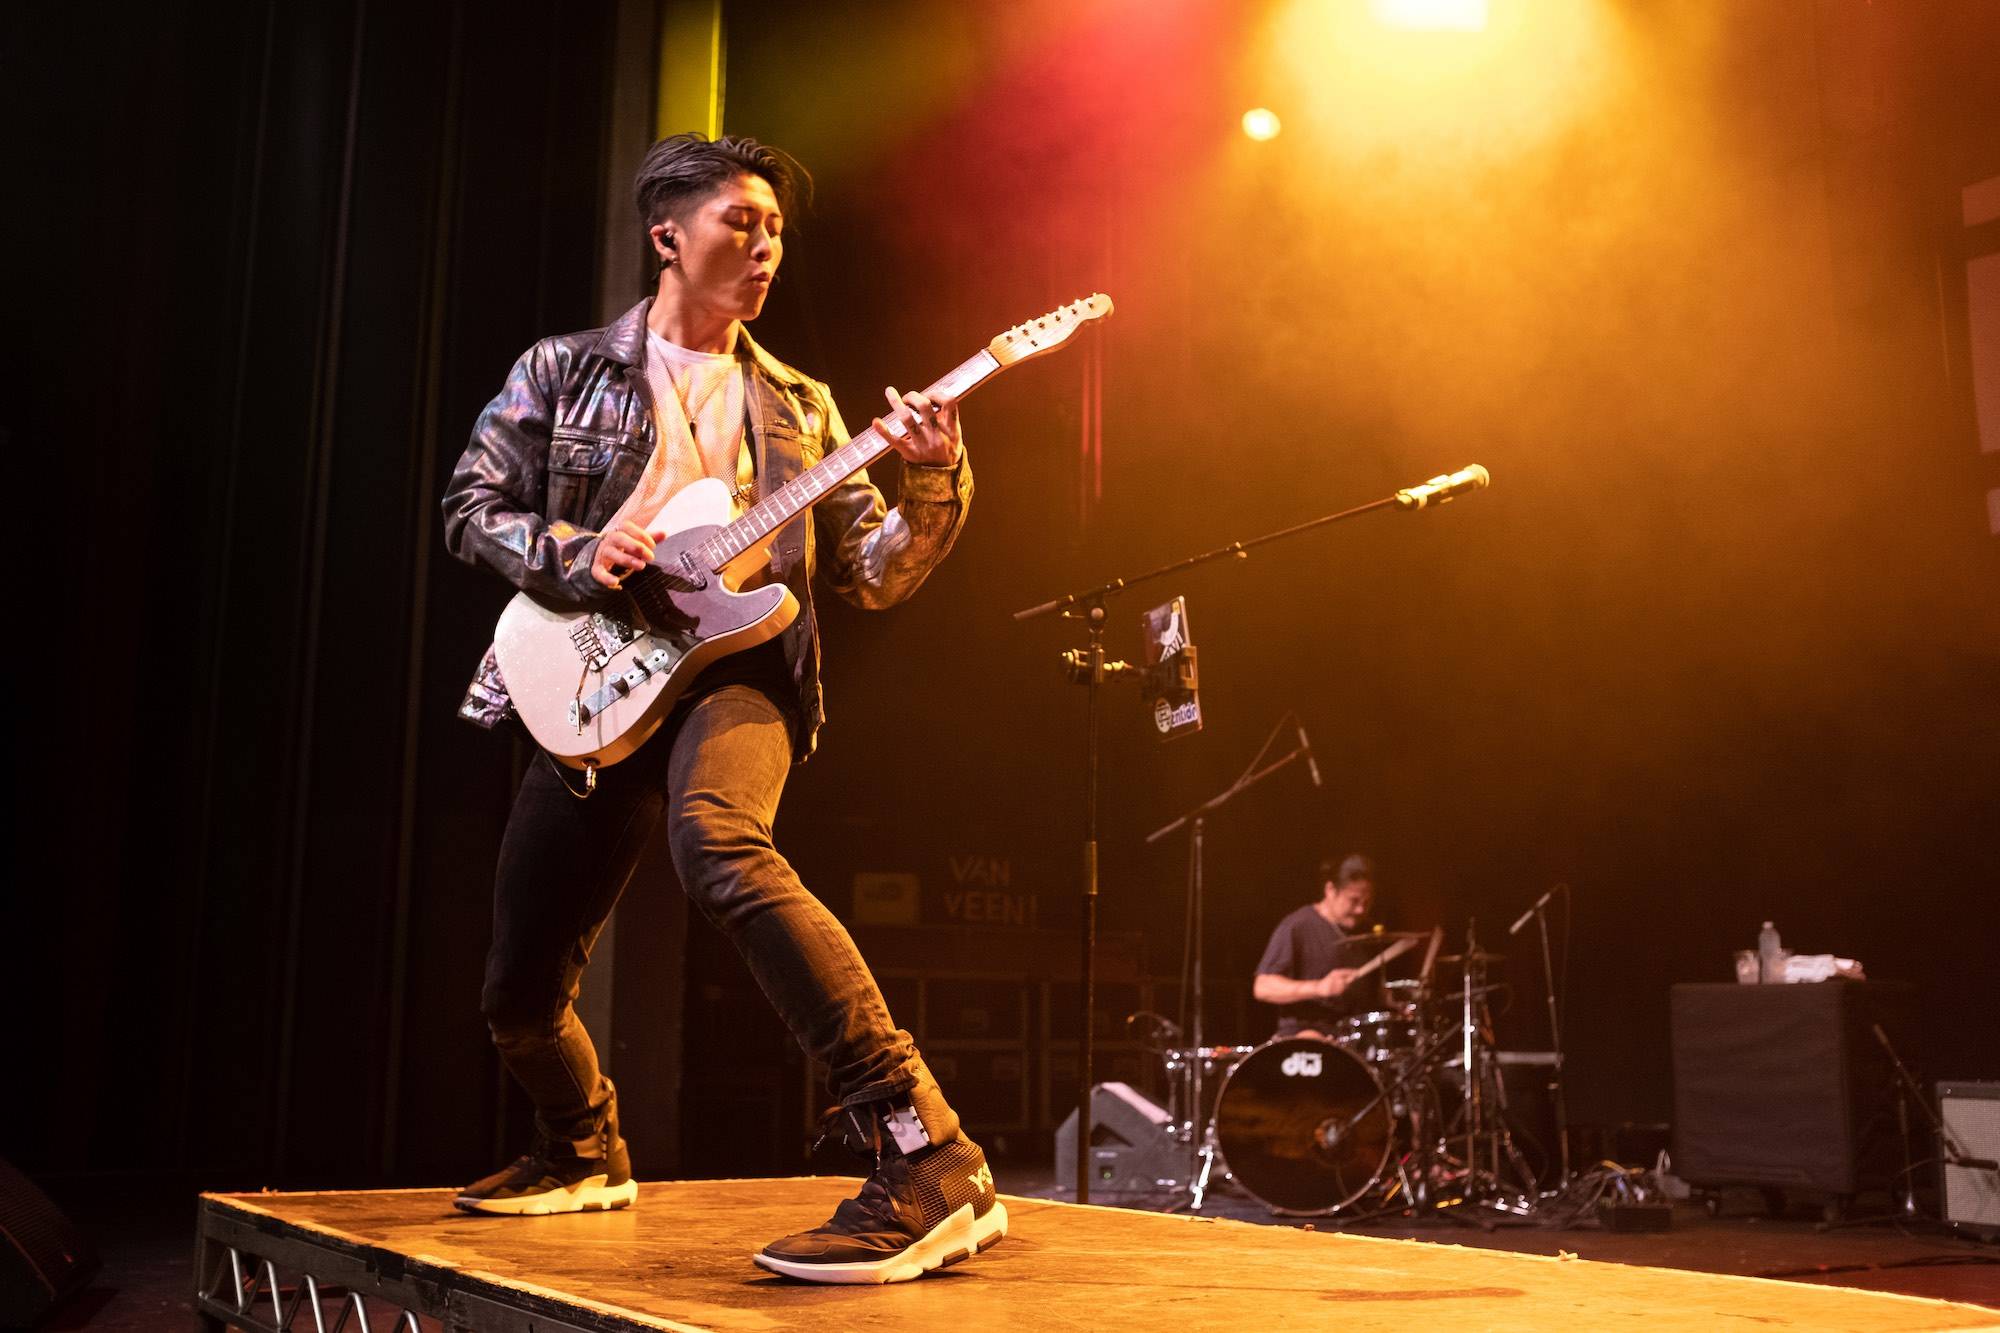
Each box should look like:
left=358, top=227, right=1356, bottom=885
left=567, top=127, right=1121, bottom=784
left=1250, top=0, right=1618, bottom=164
left=1371, top=0, right=1489, bottom=30
left=1242, top=107, right=1283, bottom=141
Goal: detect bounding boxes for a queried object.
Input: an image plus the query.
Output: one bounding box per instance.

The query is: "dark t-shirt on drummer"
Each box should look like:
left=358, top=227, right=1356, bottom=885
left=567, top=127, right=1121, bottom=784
left=1255, top=904, right=1388, bottom=1037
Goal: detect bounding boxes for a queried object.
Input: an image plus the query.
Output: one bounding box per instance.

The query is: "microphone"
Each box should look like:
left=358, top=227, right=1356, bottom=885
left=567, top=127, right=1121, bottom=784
left=1296, top=722, right=1323, bottom=788
left=1395, top=464, right=1490, bottom=511
left=1508, top=884, right=1563, bottom=936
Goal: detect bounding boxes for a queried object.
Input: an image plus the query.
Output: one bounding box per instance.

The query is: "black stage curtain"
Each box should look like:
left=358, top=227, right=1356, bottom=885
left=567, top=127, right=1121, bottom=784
left=12, top=0, right=622, bottom=1187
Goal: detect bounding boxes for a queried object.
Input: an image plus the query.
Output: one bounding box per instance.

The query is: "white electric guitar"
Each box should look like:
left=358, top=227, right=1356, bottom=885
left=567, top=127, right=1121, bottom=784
left=494, top=293, right=1114, bottom=773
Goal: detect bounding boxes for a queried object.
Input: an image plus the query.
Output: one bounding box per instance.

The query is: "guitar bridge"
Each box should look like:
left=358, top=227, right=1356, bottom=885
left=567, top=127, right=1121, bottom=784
left=567, top=647, right=674, bottom=728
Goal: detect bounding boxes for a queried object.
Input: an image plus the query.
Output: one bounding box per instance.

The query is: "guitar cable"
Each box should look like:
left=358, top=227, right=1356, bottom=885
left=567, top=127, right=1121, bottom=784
left=545, top=749, right=598, bottom=800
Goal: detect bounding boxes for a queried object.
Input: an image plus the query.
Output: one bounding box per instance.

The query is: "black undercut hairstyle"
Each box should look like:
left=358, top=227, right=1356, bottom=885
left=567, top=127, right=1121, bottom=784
left=632, top=132, right=805, bottom=230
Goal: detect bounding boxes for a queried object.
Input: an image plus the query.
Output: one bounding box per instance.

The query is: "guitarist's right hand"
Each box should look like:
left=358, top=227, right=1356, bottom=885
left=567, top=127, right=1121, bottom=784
left=592, top=521, right=663, bottom=590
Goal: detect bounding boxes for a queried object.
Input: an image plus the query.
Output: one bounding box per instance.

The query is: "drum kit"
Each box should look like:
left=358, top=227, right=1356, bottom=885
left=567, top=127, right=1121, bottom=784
left=1152, top=929, right=1554, bottom=1218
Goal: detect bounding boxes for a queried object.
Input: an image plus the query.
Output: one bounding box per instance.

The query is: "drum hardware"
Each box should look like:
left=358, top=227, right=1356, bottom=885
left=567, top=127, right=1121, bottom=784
left=1441, top=1049, right=1561, bottom=1073
left=1332, top=1008, right=1419, bottom=1065
left=1445, top=920, right=1541, bottom=1213
left=1190, top=1119, right=1222, bottom=1211
left=1175, top=1043, right=1257, bottom=1209
left=1122, top=1013, right=1247, bottom=1202
left=1141, top=714, right=1319, bottom=1212
left=1209, top=1013, right=1469, bottom=1217
left=1129, top=909, right=1576, bottom=1222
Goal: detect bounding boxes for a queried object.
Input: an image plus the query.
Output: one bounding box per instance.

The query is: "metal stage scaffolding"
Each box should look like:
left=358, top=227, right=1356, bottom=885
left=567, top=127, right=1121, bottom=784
left=192, top=1179, right=2000, bottom=1333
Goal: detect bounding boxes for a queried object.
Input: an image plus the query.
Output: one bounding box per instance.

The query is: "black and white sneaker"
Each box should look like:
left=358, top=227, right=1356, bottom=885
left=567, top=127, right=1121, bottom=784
left=755, top=1135, right=1007, bottom=1284
left=453, top=1129, right=637, bottom=1216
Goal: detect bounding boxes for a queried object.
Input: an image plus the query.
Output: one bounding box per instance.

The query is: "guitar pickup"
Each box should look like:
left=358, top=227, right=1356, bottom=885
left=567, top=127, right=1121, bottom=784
left=569, top=648, right=671, bottom=730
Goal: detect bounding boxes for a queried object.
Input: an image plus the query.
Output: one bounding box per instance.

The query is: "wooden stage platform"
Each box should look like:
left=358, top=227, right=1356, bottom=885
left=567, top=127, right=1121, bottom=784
left=195, top=1178, right=2000, bottom=1332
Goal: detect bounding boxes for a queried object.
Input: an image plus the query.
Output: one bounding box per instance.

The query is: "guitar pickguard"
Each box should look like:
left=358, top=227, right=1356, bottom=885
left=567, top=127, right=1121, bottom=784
left=493, top=507, right=796, bottom=769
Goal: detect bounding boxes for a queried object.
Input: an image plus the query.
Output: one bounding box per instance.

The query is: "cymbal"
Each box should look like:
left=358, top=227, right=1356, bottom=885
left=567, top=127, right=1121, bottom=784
left=1437, top=950, right=1506, bottom=964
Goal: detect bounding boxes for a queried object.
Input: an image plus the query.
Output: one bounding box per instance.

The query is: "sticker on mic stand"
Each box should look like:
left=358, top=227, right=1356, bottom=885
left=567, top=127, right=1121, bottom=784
left=1142, top=597, right=1202, bottom=741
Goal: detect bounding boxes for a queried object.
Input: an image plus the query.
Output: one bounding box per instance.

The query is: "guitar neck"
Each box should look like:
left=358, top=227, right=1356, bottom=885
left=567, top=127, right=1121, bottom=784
left=692, top=348, right=1002, bottom=571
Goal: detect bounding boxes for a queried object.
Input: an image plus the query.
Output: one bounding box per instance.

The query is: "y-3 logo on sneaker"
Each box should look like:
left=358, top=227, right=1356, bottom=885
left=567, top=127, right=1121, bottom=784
left=969, top=1163, right=994, bottom=1195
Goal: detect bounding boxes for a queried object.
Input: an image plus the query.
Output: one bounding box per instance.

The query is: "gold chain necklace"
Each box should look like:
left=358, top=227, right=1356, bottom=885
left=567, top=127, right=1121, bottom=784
left=664, top=361, right=729, bottom=441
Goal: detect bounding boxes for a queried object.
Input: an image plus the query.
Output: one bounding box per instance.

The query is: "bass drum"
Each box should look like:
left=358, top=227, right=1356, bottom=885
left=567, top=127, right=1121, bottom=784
left=1213, top=1037, right=1394, bottom=1215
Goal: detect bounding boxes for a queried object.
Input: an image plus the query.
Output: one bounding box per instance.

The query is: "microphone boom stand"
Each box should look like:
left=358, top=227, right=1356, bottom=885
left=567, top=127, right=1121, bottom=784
left=1509, top=885, right=1573, bottom=1190
left=1015, top=473, right=1488, bottom=1206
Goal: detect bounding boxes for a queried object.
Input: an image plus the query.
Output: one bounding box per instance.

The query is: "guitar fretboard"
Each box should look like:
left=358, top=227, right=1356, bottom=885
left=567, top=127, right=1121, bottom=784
left=691, top=349, right=1001, bottom=571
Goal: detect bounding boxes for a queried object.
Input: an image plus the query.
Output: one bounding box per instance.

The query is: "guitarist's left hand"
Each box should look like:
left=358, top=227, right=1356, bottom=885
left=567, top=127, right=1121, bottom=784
left=877, top=386, right=961, bottom=467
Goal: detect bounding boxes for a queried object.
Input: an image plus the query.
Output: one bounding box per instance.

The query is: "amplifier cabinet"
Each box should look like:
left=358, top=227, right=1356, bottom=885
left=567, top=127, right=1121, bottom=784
left=1939, top=1082, right=2000, bottom=1236
left=1669, top=982, right=1914, bottom=1197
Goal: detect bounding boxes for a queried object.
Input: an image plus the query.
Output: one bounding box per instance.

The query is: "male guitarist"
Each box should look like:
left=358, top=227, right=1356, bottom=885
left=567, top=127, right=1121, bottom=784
left=441, top=133, right=1004, bottom=1283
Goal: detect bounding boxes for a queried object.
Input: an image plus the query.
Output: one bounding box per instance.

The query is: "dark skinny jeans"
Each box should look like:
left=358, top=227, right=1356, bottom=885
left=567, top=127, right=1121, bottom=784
left=479, top=683, right=948, bottom=1148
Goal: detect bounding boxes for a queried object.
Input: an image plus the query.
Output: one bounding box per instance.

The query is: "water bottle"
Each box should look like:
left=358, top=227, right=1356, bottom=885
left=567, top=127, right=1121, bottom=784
left=1757, top=921, right=1783, bottom=984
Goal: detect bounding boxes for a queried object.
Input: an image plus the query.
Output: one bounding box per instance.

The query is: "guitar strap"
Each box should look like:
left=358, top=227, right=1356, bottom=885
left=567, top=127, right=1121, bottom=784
left=736, top=359, right=759, bottom=507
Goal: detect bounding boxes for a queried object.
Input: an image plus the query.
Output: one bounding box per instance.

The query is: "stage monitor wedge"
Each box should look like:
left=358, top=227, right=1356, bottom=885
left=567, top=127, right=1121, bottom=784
left=0, top=1157, right=99, bottom=1328
left=1054, top=1082, right=1184, bottom=1197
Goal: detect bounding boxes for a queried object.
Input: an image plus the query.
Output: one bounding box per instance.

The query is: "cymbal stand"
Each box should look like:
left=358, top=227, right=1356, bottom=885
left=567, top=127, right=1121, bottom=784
left=1398, top=992, right=1454, bottom=1211
left=1144, top=718, right=1315, bottom=1211
left=1461, top=925, right=1478, bottom=1189
left=1452, top=922, right=1537, bottom=1215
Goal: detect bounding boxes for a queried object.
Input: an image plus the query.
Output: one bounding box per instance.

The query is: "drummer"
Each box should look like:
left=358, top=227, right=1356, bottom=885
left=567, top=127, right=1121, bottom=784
left=1252, top=854, right=1387, bottom=1040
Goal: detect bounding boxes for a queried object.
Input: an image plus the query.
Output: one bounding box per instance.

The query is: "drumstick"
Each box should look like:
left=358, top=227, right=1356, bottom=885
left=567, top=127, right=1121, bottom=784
left=1347, top=934, right=1419, bottom=982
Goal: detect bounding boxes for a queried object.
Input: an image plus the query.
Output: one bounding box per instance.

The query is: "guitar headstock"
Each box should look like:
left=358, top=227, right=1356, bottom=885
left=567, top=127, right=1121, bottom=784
left=987, top=293, right=1114, bottom=367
